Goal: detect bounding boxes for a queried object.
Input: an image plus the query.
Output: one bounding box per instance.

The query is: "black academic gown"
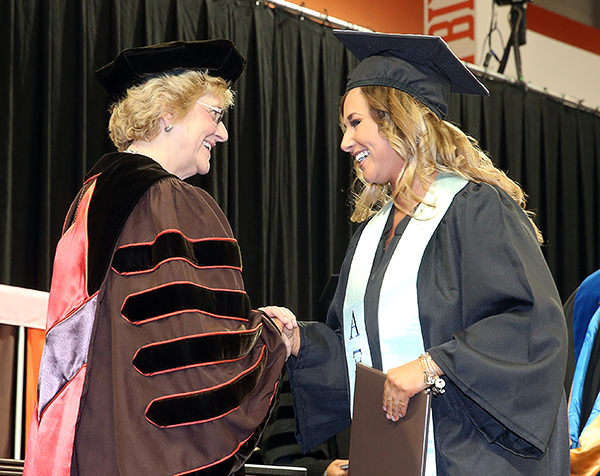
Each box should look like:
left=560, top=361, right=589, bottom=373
left=287, top=181, right=569, bottom=476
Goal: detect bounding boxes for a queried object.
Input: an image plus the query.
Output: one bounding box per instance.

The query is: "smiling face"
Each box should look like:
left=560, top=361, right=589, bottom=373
left=165, top=93, right=229, bottom=179
left=340, top=88, right=406, bottom=185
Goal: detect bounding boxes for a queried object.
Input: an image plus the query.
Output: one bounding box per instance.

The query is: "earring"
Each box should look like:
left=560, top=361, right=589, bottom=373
left=165, top=124, right=173, bottom=132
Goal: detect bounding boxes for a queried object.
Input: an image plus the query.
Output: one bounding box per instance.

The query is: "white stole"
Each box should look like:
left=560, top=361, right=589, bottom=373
left=343, top=174, right=468, bottom=404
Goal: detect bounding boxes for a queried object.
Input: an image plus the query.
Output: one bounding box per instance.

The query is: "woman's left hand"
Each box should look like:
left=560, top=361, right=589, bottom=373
left=383, top=359, right=427, bottom=421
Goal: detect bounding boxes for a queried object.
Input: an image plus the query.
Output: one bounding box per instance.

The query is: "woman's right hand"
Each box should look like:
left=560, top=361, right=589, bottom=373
left=383, top=359, right=427, bottom=421
left=259, top=306, right=301, bottom=358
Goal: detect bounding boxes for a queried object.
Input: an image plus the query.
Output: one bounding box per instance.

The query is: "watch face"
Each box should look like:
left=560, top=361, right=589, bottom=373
left=434, top=378, right=446, bottom=394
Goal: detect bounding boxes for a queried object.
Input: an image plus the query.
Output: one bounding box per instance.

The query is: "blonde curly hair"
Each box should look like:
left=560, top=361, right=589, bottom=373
left=340, top=86, right=542, bottom=243
left=108, top=70, right=234, bottom=151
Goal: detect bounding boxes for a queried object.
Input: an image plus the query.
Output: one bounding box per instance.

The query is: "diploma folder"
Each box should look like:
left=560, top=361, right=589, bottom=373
left=348, top=363, right=432, bottom=476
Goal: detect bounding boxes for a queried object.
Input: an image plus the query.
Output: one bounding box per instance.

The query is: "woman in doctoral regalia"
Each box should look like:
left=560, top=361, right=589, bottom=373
left=24, top=40, right=286, bottom=476
left=264, top=31, right=569, bottom=476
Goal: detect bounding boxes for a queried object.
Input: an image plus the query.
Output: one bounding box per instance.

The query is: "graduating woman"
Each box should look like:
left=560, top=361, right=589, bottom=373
left=24, top=40, right=286, bottom=476
left=264, top=31, right=569, bottom=475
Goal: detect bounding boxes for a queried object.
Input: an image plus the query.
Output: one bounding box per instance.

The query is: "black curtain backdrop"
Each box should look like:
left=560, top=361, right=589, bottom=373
left=1, top=0, right=600, bottom=322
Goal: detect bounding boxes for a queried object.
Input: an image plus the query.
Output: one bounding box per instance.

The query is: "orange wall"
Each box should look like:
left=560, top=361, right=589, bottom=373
left=528, top=4, right=600, bottom=56
left=25, top=329, right=45, bottom=446
left=285, top=1, right=600, bottom=57
left=290, top=0, right=424, bottom=34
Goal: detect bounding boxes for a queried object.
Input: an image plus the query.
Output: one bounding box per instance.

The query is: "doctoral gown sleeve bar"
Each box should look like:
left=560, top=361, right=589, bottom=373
left=422, top=183, right=568, bottom=456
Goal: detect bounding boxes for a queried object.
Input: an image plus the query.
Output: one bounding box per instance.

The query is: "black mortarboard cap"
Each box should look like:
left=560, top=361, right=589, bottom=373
left=333, top=30, right=489, bottom=118
left=94, top=39, right=246, bottom=102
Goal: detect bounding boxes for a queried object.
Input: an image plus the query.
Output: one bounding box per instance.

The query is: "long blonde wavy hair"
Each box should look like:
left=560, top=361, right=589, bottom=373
left=341, top=86, right=542, bottom=243
left=109, top=70, right=234, bottom=151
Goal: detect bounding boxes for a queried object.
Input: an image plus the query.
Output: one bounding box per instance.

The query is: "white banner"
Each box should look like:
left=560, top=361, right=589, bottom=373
left=425, top=0, right=476, bottom=63
left=0, top=284, right=48, bottom=329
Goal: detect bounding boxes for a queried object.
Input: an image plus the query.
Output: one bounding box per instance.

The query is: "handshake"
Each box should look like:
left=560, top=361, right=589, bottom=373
left=260, top=306, right=301, bottom=359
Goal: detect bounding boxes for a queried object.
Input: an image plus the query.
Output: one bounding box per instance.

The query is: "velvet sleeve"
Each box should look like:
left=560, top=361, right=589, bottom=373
left=424, top=183, right=568, bottom=457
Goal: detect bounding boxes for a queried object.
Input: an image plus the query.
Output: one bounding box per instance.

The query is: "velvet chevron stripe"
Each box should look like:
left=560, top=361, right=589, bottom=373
left=121, top=281, right=251, bottom=324
left=145, top=345, right=268, bottom=427
left=171, top=402, right=273, bottom=476
left=111, top=231, right=242, bottom=274
left=132, top=325, right=263, bottom=375
left=174, top=456, right=237, bottom=476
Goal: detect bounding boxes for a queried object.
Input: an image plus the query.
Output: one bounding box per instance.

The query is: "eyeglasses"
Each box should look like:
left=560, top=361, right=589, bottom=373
left=196, top=101, right=225, bottom=124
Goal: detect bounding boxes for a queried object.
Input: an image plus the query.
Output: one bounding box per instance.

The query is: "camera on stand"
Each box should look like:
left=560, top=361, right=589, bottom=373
left=494, top=0, right=533, bottom=78
left=494, top=0, right=532, bottom=5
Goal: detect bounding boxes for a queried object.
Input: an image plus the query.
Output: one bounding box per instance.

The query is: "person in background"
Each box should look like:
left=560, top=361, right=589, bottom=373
left=24, top=40, right=286, bottom=476
left=564, top=269, right=600, bottom=475
left=265, top=31, right=569, bottom=476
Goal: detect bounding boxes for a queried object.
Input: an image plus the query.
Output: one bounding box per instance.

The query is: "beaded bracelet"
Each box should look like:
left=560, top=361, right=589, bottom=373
left=419, top=353, right=446, bottom=395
